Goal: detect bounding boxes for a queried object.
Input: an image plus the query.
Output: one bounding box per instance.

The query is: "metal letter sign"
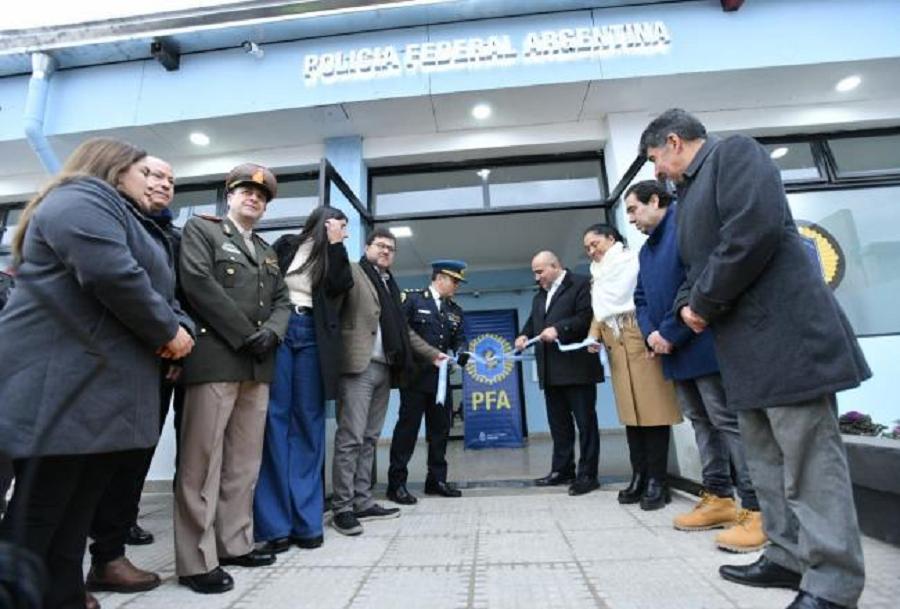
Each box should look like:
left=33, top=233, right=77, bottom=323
left=462, top=310, right=525, bottom=449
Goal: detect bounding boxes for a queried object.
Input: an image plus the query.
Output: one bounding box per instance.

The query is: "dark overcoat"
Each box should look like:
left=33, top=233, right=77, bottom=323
left=521, top=270, right=604, bottom=389
left=674, top=135, right=871, bottom=409
left=179, top=216, right=291, bottom=384
left=272, top=234, right=353, bottom=400
left=634, top=205, right=719, bottom=382
left=0, top=178, right=189, bottom=458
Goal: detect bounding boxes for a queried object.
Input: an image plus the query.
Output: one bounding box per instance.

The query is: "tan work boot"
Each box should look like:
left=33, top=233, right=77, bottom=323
left=715, top=509, right=768, bottom=553
left=86, top=556, right=161, bottom=593
left=673, top=491, right=738, bottom=531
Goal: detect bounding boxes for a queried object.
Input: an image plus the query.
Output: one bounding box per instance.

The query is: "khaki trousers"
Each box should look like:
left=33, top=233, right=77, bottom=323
left=174, top=381, right=269, bottom=576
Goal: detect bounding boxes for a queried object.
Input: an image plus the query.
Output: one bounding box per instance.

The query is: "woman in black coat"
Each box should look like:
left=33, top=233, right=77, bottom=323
left=0, top=138, right=194, bottom=609
left=253, top=206, right=353, bottom=551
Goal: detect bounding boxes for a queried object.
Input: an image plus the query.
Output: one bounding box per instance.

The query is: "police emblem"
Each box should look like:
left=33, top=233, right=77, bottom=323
left=796, top=220, right=845, bottom=290
left=465, top=333, right=515, bottom=385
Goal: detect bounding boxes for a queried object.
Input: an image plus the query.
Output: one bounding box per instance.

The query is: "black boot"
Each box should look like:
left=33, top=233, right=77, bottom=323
left=639, top=477, right=671, bottom=511
left=617, top=471, right=646, bottom=504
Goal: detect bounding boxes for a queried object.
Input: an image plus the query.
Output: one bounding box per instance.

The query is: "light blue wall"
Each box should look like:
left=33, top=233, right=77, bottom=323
left=837, top=335, right=899, bottom=430
left=2, top=0, right=899, bottom=141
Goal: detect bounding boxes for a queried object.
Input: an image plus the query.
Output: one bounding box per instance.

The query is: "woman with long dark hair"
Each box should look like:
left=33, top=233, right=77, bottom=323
left=583, top=224, right=681, bottom=511
left=0, top=138, right=194, bottom=609
left=253, top=206, right=353, bottom=551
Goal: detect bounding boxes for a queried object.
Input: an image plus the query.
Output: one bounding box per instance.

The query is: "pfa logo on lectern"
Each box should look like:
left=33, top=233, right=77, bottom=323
left=465, top=333, right=514, bottom=386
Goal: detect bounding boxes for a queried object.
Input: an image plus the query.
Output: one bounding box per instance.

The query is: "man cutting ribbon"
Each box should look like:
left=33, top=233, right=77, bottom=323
left=387, top=260, right=470, bottom=504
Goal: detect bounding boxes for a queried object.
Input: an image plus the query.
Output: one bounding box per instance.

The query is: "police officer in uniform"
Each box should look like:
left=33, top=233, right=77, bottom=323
left=387, top=260, right=469, bottom=504
left=174, top=163, right=291, bottom=594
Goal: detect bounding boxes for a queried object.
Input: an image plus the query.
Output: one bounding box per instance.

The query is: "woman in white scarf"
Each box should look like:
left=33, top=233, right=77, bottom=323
left=584, top=224, right=680, bottom=511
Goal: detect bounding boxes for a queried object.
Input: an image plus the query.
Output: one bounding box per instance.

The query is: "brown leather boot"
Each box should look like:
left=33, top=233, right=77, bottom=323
left=86, top=556, right=161, bottom=593
left=85, top=592, right=101, bottom=609
left=673, top=491, right=738, bottom=531
left=715, top=509, right=769, bottom=553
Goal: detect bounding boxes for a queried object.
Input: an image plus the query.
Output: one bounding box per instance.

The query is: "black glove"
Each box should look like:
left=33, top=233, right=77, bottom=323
left=456, top=352, right=470, bottom=367
left=242, top=328, right=278, bottom=357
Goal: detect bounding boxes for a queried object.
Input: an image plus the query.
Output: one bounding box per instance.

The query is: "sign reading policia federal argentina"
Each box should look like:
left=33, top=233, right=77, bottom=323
left=462, top=310, right=525, bottom=449
left=796, top=220, right=846, bottom=290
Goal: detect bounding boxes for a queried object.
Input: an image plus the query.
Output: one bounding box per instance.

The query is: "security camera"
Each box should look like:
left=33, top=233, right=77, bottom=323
left=242, top=41, right=264, bottom=59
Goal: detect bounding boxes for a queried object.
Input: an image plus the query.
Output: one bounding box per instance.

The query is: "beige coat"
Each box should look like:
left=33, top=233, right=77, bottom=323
left=340, top=262, right=439, bottom=376
left=591, top=315, right=681, bottom=427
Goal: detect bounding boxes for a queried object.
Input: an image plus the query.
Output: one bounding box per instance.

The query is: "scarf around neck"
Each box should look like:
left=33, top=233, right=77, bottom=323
left=359, top=256, right=412, bottom=374
left=589, top=241, right=639, bottom=337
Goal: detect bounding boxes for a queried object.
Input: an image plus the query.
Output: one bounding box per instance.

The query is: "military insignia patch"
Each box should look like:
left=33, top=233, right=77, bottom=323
left=222, top=243, right=241, bottom=254
left=796, top=220, right=845, bottom=290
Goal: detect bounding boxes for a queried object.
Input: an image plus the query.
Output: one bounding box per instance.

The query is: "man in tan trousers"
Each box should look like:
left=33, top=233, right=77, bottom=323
left=175, top=164, right=291, bottom=594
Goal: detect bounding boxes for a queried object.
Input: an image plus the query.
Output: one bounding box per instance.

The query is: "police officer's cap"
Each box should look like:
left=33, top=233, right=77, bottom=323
left=225, top=163, right=278, bottom=201
left=432, top=259, right=467, bottom=283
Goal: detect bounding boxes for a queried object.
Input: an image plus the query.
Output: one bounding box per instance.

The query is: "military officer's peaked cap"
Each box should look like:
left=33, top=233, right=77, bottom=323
left=225, top=163, right=278, bottom=201
left=432, top=259, right=467, bottom=283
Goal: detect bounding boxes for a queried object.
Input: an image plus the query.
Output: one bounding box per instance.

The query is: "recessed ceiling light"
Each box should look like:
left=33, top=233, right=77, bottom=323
left=835, top=75, right=861, bottom=93
left=471, top=103, right=492, bottom=120
left=770, top=147, right=789, bottom=160
left=389, top=226, right=413, bottom=238
left=189, top=132, right=210, bottom=146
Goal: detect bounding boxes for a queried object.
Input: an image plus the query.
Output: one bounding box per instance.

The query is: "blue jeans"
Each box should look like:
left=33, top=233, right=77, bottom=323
left=253, top=313, right=324, bottom=541
left=674, top=374, right=758, bottom=510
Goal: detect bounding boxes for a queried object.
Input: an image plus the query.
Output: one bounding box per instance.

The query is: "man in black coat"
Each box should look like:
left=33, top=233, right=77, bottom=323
left=640, top=109, right=870, bottom=609
left=515, top=251, right=603, bottom=496
left=387, top=260, right=469, bottom=505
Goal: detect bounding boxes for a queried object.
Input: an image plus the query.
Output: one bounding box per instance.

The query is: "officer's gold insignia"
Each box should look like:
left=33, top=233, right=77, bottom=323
left=252, top=170, right=265, bottom=184
left=796, top=220, right=845, bottom=290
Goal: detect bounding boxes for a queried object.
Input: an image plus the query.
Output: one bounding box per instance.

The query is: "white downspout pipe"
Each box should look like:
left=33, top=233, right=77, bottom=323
left=24, top=52, right=61, bottom=174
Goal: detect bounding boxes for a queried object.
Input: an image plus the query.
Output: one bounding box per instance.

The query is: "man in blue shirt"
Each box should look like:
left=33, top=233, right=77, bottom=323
left=628, top=180, right=765, bottom=553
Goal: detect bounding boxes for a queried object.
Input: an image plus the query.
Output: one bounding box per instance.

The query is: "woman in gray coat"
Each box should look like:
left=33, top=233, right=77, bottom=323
left=0, top=138, right=194, bottom=609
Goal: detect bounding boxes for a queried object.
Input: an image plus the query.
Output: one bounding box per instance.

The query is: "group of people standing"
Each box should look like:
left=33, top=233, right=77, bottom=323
left=0, top=105, right=872, bottom=609
left=515, top=109, right=869, bottom=609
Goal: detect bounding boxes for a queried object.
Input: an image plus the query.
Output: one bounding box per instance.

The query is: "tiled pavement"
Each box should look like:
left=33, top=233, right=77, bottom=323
left=89, top=485, right=900, bottom=609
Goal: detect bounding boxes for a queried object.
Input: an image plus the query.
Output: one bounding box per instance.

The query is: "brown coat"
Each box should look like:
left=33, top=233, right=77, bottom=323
left=339, top=262, right=439, bottom=377
left=591, top=315, right=681, bottom=427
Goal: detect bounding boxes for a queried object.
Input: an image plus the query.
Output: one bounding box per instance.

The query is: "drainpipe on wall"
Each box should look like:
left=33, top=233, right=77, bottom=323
left=24, top=52, right=61, bottom=174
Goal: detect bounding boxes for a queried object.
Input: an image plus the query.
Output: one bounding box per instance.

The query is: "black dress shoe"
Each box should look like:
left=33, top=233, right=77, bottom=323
left=387, top=485, right=418, bottom=505
left=719, top=556, right=801, bottom=590
left=617, top=471, right=646, bottom=504
left=424, top=481, right=462, bottom=497
left=178, top=567, right=234, bottom=594
left=219, top=549, right=276, bottom=568
left=291, top=534, right=323, bottom=549
left=125, top=524, right=154, bottom=546
left=639, top=477, right=671, bottom=511
left=568, top=478, right=600, bottom=496
left=534, top=472, right=576, bottom=487
left=259, top=537, right=291, bottom=554
left=786, top=591, right=849, bottom=609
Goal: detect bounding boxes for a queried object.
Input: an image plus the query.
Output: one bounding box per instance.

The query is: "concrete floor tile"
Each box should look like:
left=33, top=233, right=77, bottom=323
left=381, top=534, right=476, bottom=567
left=566, top=527, right=679, bottom=562
left=473, top=563, right=597, bottom=609
left=478, top=531, right=574, bottom=564
left=351, top=566, right=470, bottom=609
left=232, top=567, right=365, bottom=609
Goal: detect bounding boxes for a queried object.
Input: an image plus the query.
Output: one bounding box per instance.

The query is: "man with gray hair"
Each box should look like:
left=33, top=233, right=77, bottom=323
left=640, top=108, right=870, bottom=609
left=515, top=251, right=603, bottom=496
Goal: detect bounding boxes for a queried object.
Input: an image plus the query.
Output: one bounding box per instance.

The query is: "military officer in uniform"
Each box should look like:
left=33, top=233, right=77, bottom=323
left=174, top=163, right=291, bottom=594
left=387, top=260, right=469, bottom=504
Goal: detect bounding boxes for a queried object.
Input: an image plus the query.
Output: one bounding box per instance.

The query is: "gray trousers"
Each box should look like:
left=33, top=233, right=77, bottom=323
left=675, top=374, right=758, bottom=509
left=332, top=361, right=391, bottom=515
left=738, top=394, right=865, bottom=607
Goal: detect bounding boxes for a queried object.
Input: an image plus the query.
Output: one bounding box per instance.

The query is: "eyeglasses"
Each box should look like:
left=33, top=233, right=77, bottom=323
left=372, top=242, right=396, bottom=253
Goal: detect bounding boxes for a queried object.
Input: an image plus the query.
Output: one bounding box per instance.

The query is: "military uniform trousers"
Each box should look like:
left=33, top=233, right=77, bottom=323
left=388, top=386, right=452, bottom=489
left=174, top=380, right=268, bottom=576
left=254, top=313, right=325, bottom=542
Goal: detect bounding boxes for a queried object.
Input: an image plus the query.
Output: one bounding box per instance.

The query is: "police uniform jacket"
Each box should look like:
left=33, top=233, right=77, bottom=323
left=404, top=286, right=466, bottom=394
left=674, top=135, right=871, bottom=409
left=0, top=178, right=191, bottom=458
left=180, top=215, right=291, bottom=384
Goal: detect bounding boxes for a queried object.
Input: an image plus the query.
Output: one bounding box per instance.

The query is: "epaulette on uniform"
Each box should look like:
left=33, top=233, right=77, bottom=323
left=195, top=214, right=222, bottom=222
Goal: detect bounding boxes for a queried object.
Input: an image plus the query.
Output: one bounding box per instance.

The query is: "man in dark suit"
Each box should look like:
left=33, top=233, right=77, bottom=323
left=515, top=251, right=604, bottom=496
left=387, top=260, right=469, bottom=505
left=641, top=108, right=870, bottom=609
